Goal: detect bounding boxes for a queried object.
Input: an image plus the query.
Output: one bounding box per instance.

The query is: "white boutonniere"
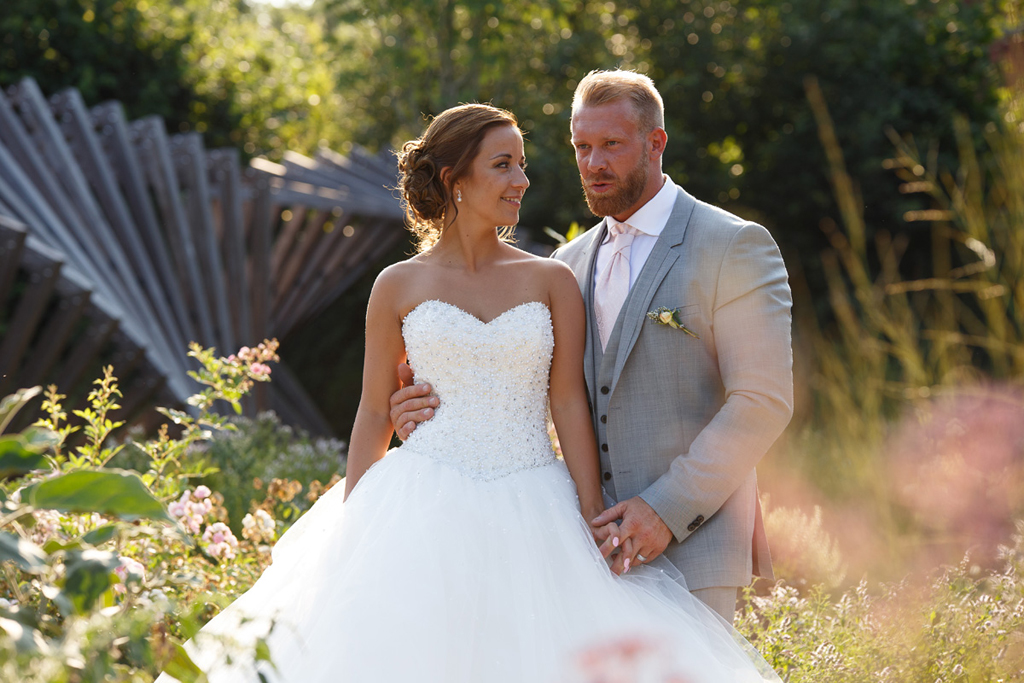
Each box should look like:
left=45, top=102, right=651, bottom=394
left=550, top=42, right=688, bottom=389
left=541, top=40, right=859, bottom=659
left=646, top=306, right=699, bottom=338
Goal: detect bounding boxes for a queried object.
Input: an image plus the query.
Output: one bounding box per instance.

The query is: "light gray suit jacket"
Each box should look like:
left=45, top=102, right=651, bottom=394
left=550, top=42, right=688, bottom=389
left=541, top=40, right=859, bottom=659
left=551, top=184, right=793, bottom=591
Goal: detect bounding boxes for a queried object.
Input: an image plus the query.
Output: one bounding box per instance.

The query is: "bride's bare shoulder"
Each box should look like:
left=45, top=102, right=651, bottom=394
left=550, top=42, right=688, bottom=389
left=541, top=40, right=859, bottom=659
left=369, top=259, right=434, bottom=314
left=520, top=254, right=578, bottom=290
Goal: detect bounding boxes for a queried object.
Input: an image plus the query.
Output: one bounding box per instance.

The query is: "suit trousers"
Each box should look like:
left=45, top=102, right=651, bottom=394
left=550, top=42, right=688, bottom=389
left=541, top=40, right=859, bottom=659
left=691, top=586, right=739, bottom=623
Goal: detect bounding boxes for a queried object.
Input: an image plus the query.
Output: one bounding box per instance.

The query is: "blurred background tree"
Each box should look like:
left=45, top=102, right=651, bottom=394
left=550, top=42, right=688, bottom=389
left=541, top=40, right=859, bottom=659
left=1, top=0, right=1015, bottom=438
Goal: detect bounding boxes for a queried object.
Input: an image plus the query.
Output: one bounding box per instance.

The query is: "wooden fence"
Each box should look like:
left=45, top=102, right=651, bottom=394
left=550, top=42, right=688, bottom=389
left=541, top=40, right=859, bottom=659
left=0, top=77, right=407, bottom=435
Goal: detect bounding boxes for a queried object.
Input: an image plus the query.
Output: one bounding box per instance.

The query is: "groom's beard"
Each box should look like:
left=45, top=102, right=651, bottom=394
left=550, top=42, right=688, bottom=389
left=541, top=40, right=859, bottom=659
left=581, top=155, right=648, bottom=218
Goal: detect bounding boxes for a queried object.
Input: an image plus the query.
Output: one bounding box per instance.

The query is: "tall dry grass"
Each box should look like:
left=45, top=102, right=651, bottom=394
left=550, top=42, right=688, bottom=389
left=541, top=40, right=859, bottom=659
left=762, top=76, right=1024, bottom=584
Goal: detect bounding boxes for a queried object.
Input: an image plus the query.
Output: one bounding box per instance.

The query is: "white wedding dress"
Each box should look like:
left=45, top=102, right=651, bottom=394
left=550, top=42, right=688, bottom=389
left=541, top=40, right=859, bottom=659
left=162, top=300, right=781, bottom=682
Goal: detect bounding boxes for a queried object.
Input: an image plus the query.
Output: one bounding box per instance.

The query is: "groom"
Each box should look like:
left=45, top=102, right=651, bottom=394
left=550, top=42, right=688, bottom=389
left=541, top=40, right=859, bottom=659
left=390, top=70, right=793, bottom=621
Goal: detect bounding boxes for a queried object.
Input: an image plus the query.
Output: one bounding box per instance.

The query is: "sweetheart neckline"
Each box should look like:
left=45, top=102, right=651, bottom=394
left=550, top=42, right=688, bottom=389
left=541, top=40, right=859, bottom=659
left=403, top=299, right=550, bottom=326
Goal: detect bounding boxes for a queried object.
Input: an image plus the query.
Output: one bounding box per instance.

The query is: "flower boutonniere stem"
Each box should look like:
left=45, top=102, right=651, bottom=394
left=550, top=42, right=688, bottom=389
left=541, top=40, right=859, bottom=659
left=646, top=306, right=700, bottom=338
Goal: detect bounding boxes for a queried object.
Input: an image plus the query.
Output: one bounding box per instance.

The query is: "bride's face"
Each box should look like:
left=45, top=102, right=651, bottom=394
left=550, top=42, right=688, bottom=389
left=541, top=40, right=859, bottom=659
left=454, top=124, right=529, bottom=229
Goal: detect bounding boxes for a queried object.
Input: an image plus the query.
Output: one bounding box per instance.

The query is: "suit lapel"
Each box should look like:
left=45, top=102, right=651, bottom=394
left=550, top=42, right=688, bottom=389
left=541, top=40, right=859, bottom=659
left=577, top=219, right=608, bottom=396
left=610, top=187, right=696, bottom=392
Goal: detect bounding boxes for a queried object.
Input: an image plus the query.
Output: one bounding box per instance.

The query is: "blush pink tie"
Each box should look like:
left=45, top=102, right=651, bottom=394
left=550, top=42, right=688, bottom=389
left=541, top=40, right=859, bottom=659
left=595, top=221, right=641, bottom=350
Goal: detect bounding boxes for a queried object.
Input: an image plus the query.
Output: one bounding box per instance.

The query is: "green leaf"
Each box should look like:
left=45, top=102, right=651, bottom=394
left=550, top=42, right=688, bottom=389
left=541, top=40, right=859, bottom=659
left=42, top=537, right=83, bottom=554
left=0, top=433, right=51, bottom=478
left=161, top=642, right=209, bottom=683
left=81, top=523, right=120, bottom=546
left=61, top=548, right=120, bottom=615
left=0, top=615, right=46, bottom=653
left=25, top=469, right=173, bottom=523
left=22, top=427, right=60, bottom=452
left=0, top=387, right=42, bottom=435
left=0, top=531, right=48, bottom=574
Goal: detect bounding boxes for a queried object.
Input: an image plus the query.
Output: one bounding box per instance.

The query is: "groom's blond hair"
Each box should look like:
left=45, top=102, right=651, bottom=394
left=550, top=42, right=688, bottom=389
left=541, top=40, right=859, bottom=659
left=572, top=70, right=665, bottom=134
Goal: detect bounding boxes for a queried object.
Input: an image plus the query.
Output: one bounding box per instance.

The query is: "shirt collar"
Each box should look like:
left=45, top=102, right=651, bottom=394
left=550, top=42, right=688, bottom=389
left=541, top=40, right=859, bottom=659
left=603, top=174, right=675, bottom=240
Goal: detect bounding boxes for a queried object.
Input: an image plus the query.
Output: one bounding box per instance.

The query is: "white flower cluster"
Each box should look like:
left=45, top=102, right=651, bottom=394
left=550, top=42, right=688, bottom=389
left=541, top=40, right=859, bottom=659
left=241, top=509, right=276, bottom=544
left=114, top=556, right=146, bottom=594
left=28, top=509, right=62, bottom=545
left=202, top=522, right=239, bottom=559
left=168, top=485, right=213, bottom=534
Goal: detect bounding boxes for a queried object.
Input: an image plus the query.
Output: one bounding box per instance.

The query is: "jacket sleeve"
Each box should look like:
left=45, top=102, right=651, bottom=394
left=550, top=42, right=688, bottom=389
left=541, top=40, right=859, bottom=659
left=639, top=221, right=794, bottom=542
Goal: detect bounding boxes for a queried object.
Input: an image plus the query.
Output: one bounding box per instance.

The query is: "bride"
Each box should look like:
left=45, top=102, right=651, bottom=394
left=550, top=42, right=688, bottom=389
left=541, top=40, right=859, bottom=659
left=160, top=104, right=781, bottom=682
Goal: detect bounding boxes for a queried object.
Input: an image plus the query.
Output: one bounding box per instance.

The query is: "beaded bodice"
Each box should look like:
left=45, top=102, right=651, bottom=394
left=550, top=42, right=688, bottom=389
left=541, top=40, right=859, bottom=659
left=399, top=300, right=557, bottom=479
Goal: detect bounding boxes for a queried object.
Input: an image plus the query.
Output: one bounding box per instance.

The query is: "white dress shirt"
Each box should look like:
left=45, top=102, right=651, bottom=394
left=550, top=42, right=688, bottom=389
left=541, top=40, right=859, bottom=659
left=593, top=174, right=676, bottom=292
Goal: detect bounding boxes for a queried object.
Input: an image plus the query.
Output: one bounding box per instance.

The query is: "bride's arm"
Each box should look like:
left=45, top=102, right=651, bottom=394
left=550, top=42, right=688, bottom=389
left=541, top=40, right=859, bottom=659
left=344, top=267, right=408, bottom=500
left=546, top=262, right=604, bottom=522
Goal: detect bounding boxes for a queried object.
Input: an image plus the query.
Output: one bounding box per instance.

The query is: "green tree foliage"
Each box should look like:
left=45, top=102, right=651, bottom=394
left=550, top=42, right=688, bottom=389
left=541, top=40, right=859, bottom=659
left=323, top=0, right=622, bottom=234
left=320, top=0, right=1006, bottom=283
left=0, top=0, right=346, bottom=158
left=638, top=0, right=1005, bottom=284
left=0, top=0, right=239, bottom=144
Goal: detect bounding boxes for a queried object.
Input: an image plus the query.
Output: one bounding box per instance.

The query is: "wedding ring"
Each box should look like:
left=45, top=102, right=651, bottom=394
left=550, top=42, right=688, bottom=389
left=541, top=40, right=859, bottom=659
left=636, top=553, right=648, bottom=563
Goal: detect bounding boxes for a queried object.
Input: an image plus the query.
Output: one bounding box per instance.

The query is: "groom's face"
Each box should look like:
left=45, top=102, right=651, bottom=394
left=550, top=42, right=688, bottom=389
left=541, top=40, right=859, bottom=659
left=571, top=99, right=650, bottom=221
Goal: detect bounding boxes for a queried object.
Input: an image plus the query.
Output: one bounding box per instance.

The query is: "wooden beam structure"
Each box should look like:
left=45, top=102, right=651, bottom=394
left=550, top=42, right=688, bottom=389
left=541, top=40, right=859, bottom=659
left=0, top=78, right=406, bottom=435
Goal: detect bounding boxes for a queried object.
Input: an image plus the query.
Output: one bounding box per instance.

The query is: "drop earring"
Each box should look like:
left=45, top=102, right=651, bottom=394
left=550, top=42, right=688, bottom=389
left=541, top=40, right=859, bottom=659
left=456, top=189, right=462, bottom=203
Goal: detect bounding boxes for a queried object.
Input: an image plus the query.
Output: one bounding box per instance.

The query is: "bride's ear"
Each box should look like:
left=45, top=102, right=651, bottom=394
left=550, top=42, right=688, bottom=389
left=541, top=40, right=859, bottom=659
left=439, top=166, right=458, bottom=203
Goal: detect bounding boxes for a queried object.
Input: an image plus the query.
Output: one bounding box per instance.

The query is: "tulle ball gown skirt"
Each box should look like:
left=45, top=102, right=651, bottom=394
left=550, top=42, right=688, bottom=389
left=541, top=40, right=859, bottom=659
left=159, top=450, right=778, bottom=683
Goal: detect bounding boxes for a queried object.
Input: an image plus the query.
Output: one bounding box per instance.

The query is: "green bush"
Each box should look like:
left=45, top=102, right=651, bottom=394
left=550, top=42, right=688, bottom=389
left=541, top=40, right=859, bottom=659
left=0, top=341, right=282, bottom=682
left=197, top=411, right=346, bottom=534
left=737, top=522, right=1024, bottom=681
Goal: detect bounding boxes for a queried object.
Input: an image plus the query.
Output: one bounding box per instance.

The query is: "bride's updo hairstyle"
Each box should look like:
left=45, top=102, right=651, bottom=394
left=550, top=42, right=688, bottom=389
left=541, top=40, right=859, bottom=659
left=397, top=103, right=519, bottom=251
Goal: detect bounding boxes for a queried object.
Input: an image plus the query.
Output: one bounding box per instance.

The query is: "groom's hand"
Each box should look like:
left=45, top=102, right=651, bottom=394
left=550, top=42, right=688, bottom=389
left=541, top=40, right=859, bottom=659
left=591, top=497, right=673, bottom=575
left=389, top=362, right=439, bottom=440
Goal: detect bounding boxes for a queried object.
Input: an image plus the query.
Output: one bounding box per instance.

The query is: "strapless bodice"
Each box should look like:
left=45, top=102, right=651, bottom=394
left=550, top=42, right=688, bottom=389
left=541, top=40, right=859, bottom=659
left=399, top=299, right=557, bottom=479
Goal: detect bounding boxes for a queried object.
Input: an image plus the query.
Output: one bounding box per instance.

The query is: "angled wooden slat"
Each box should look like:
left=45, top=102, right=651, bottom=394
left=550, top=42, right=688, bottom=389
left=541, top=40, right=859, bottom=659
left=274, top=219, right=399, bottom=337
left=15, top=267, right=91, bottom=388
left=243, top=167, right=273, bottom=351
left=104, top=329, right=147, bottom=389
left=273, top=209, right=333, bottom=312
left=208, top=149, right=251, bottom=347
left=52, top=304, right=119, bottom=395
left=273, top=226, right=367, bottom=335
left=295, top=150, right=399, bottom=200
left=0, top=213, right=27, bottom=310
left=89, top=101, right=197, bottom=347
left=50, top=89, right=185, bottom=383
left=117, top=366, right=166, bottom=425
left=0, top=242, right=62, bottom=395
left=303, top=222, right=404, bottom=325
left=269, top=205, right=308, bottom=280
left=170, top=133, right=235, bottom=353
left=282, top=151, right=400, bottom=201
left=8, top=80, right=157, bottom=349
left=0, top=134, right=121, bottom=307
left=129, top=116, right=217, bottom=347
left=270, top=217, right=346, bottom=323
left=2, top=77, right=407, bottom=434
left=253, top=156, right=402, bottom=218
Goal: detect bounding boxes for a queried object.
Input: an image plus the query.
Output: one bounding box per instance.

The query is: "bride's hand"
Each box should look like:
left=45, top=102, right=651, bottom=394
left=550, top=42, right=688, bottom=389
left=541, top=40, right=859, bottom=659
left=592, top=497, right=673, bottom=575
left=389, top=362, right=439, bottom=440
left=590, top=517, right=621, bottom=557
